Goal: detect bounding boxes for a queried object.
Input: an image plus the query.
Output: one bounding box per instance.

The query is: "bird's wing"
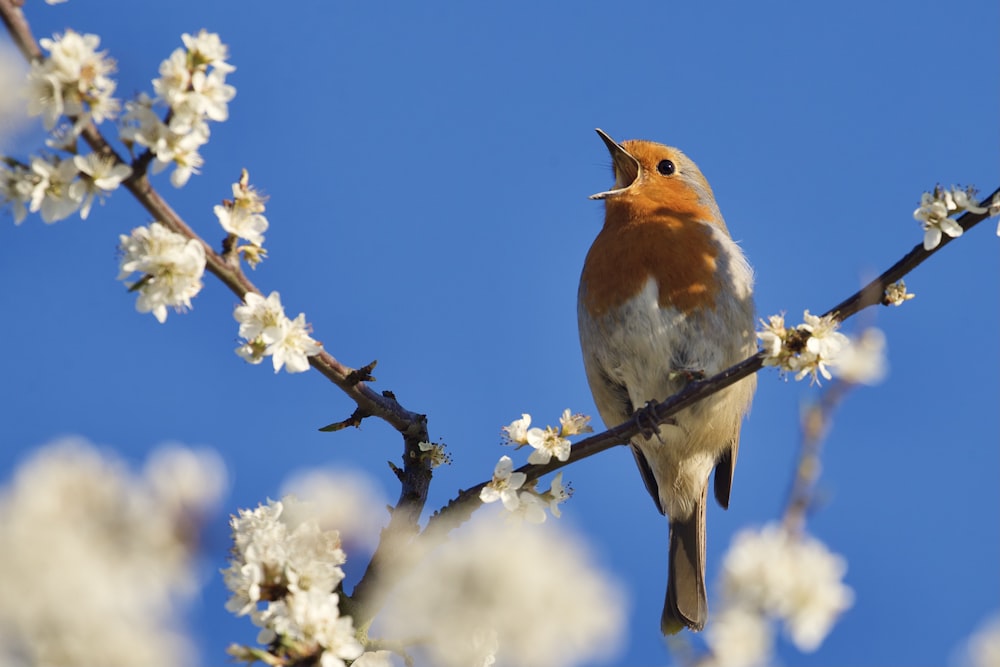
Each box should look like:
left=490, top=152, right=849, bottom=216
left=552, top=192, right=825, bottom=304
left=712, top=437, right=738, bottom=509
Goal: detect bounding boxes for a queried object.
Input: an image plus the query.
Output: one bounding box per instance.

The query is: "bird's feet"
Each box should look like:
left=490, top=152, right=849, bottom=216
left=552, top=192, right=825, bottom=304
left=668, top=368, right=706, bottom=383
left=632, top=400, right=676, bottom=443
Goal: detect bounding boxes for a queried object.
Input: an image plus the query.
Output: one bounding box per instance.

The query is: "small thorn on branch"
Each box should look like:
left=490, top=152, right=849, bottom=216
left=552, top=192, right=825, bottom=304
left=318, top=407, right=370, bottom=432
left=346, top=359, right=378, bottom=385
left=388, top=460, right=404, bottom=482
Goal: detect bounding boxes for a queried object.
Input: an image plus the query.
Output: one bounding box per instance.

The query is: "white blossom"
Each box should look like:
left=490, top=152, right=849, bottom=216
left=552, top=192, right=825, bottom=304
left=233, top=291, right=322, bottom=373
left=27, top=30, right=119, bottom=132
left=758, top=310, right=849, bottom=384
left=381, top=516, right=625, bottom=667
left=270, top=313, right=322, bottom=373
left=28, top=154, right=81, bottom=222
left=0, top=438, right=224, bottom=667
left=224, top=496, right=363, bottom=667
left=526, top=425, right=571, bottom=464
left=558, top=408, right=593, bottom=436
left=545, top=472, right=571, bottom=518
left=73, top=152, right=132, bottom=218
left=913, top=186, right=984, bottom=251
left=883, top=279, right=915, bottom=306
left=118, top=222, right=206, bottom=322
left=480, top=455, right=526, bottom=511
left=417, top=441, right=452, bottom=468
left=214, top=170, right=268, bottom=247
left=223, top=497, right=347, bottom=618
left=502, top=413, right=531, bottom=444
left=121, top=32, right=234, bottom=188
left=182, top=29, right=236, bottom=73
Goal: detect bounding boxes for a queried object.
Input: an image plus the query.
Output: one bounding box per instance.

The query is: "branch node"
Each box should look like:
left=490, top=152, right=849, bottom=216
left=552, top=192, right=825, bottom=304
left=345, top=360, right=378, bottom=385
left=318, top=407, right=370, bottom=432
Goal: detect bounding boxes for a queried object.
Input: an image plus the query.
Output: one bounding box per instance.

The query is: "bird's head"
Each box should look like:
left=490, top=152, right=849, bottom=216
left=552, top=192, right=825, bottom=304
left=590, top=129, right=726, bottom=232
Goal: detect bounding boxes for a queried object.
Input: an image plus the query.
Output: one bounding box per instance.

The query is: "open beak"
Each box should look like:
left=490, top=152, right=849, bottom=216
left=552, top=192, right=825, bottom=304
left=590, top=128, right=641, bottom=200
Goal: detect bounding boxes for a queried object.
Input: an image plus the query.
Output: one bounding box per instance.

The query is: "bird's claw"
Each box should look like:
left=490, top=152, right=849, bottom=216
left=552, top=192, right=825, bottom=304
left=633, top=400, right=676, bottom=443
left=668, top=368, right=706, bottom=383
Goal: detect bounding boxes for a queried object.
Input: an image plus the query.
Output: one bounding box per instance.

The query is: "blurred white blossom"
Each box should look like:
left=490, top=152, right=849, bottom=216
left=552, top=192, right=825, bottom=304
left=705, top=605, right=773, bottom=667
left=224, top=496, right=362, bottom=667
left=26, top=30, right=119, bottom=132
left=0, top=46, right=29, bottom=147
left=118, top=221, right=206, bottom=322
left=834, top=327, right=888, bottom=385
left=280, top=467, right=388, bottom=549
left=0, top=437, right=225, bottom=667
left=353, top=651, right=395, bottom=667
left=380, top=516, right=626, bottom=667
left=712, top=523, right=853, bottom=657
left=963, top=614, right=1000, bottom=667
left=0, top=159, right=34, bottom=223
left=234, top=291, right=322, bottom=373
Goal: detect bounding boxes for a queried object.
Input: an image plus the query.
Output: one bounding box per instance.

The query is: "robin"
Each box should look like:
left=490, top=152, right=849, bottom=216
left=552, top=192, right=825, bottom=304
left=577, top=129, right=757, bottom=633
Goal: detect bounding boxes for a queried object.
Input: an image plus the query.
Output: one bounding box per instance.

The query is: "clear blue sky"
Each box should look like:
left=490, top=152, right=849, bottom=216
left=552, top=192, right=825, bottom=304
left=2, top=1, right=997, bottom=665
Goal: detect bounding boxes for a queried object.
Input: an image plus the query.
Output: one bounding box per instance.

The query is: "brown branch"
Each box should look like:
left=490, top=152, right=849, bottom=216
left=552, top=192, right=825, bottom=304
left=824, top=186, right=1000, bottom=321
left=0, top=0, right=41, bottom=62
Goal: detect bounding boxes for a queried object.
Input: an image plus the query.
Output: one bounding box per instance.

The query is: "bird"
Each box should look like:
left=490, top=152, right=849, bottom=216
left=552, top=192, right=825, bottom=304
left=577, top=129, right=757, bottom=634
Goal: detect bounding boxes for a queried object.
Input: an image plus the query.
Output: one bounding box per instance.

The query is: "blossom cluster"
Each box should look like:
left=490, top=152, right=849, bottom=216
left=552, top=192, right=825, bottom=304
left=479, top=409, right=590, bottom=521
left=121, top=30, right=235, bottom=187
left=479, top=455, right=570, bottom=523
left=706, top=523, right=854, bottom=667
left=913, top=185, right=991, bottom=250
left=502, top=409, right=592, bottom=464
left=0, top=438, right=225, bottom=667
left=25, top=30, right=119, bottom=133
left=757, top=310, right=850, bottom=384
left=380, top=516, right=625, bottom=667
left=117, top=221, right=206, bottom=323
left=1, top=152, right=132, bottom=224
left=234, top=291, right=323, bottom=373
left=223, top=497, right=365, bottom=667
left=215, top=168, right=269, bottom=265
left=1, top=29, right=136, bottom=225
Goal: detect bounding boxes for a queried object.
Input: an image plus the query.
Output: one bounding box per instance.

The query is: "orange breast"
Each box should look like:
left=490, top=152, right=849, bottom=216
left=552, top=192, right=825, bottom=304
left=581, top=203, right=720, bottom=318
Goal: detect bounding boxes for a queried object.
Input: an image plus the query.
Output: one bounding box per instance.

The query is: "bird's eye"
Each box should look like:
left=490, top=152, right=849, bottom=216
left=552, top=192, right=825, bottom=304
left=656, top=160, right=676, bottom=176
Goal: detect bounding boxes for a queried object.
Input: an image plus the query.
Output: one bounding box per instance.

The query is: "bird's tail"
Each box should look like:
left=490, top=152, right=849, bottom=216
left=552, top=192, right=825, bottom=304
left=661, top=490, right=707, bottom=634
